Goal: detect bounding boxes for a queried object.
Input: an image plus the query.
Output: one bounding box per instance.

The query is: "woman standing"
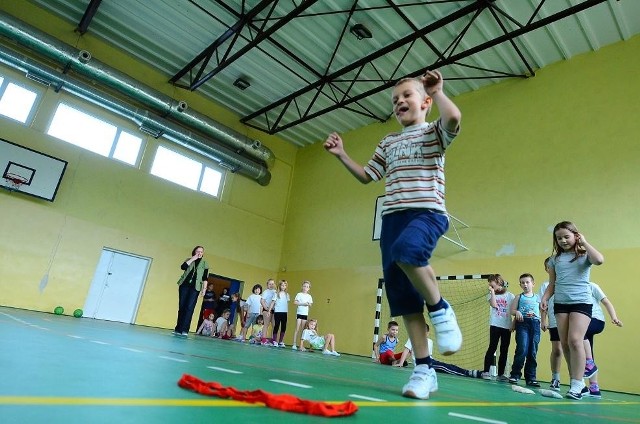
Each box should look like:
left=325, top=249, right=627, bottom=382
left=174, top=245, right=209, bottom=336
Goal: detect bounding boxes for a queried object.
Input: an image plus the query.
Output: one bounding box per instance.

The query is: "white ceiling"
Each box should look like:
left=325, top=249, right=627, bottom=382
left=23, top=0, right=640, bottom=147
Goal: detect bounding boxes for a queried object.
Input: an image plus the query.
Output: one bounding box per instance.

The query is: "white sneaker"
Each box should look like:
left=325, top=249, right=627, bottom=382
left=331, top=351, right=341, bottom=357
left=428, top=302, right=462, bottom=355
left=402, top=365, right=438, bottom=399
left=272, top=341, right=279, bottom=347
left=278, top=342, right=286, bottom=348
left=292, top=345, right=298, bottom=350
left=322, top=349, right=332, bottom=355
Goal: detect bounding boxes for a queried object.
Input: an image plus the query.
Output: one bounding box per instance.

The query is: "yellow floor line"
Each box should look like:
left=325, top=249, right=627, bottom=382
left=0, top=396, right=637, bottom=408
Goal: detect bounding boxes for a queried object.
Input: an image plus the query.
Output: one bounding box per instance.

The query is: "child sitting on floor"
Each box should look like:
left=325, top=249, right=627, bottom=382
left=248, top=315, right=265, bottom=344
left=214, top=309, right=234, bottom=339
left=196, top=312, right=216, bottom=337
left=299, top=319, right=340, bottom=356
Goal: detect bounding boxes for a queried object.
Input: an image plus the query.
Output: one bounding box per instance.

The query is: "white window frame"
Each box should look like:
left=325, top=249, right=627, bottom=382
left=0, top=75, right=41, bottom=125
left=150, top=145, right=226, bottom=198
left=47, top=101, right=144, bottom=167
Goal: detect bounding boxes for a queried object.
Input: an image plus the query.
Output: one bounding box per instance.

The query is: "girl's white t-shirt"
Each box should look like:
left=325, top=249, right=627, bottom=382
left=246, top=293, right=262, bottom=314
left=488, top=292, right=515, bottom=329
left=274, top=292, right=290, bottom=313
left=294, top=292, right=313, bottom=315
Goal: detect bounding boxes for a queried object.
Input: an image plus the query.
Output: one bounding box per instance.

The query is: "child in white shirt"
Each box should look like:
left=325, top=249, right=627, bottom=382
left=292, top=280, right=313, bottom=350
left=237, top=284, right=263, bottom=341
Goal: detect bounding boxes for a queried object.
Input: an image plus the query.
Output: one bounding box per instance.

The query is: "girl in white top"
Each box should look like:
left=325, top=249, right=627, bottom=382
left=237, top=284, right=263, bottom=341
left=271, top=280, right=290, bottom=347
left=482, top=274, right=514, bottom=380
left=300, top=319, right=339, bottom=356
left=292, top=280, right=313, bottom=350
left=260, top=278, right=277, bottom=344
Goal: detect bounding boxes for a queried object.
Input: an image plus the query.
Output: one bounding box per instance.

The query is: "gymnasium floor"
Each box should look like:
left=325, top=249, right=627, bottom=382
left=1, top=307, right=638, bottom=423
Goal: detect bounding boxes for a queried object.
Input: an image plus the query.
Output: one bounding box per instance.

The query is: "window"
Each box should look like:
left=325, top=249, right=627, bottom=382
left=151, top=146, right=224, bottom=197
left=47, top=103, right=143, bottom=165
left=0, top=79, right=39, bottom=123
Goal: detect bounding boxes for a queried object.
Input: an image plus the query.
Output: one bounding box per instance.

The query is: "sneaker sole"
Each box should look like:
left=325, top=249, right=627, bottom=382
left=566, top=393, right=582, bottom=400
left=402, top=389, right=430, bottom=400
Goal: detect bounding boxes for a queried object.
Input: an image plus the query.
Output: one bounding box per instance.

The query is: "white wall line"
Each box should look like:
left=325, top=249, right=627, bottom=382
left=67, top=335, right=83, bottom=339
left=90, top=340, right=109, bottom=345
left=120, top=347, right=143, bottom=353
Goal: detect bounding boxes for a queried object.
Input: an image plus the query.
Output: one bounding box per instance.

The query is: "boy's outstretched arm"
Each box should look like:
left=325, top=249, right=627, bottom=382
left=324, top=132, right=372, bottom=184
left=422, top=70, right=461, bottom=133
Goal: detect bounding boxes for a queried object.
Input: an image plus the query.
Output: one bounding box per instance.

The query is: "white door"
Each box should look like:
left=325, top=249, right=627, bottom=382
left=84, top=248, right=151, bottom=323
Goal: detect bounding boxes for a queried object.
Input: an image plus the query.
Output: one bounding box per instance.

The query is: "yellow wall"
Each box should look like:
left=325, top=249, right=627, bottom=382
left=1, top=3, right=638, bottom=394
left=0, top=3, right=296, bottom=330
left=283, top=36, right=640, bottom=393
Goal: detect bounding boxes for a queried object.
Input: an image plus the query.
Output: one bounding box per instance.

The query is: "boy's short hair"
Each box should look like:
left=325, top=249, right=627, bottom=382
left=394, top=77, right=426, bottom=96
left=387, top=320, right=399, bottom=329
left=519, top=273, right=534, bottom=281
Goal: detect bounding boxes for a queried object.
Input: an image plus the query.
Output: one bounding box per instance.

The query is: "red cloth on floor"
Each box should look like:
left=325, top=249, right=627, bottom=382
left=178, top=374, right=358, bottom=417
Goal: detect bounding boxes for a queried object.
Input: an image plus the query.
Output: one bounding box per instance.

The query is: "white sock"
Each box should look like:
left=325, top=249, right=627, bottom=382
left=570, top=379, right=585, bottom=392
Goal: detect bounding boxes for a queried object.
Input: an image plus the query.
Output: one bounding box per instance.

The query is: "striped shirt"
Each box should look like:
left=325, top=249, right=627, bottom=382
left=364, top=120, right=458, bottom=216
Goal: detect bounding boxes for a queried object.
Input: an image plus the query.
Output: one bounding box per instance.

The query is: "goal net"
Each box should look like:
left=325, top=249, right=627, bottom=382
left=374, top=275, right=491, bottom=371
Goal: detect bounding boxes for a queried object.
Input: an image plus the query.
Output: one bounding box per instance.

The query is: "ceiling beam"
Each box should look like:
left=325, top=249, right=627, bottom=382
left=170, top=0, right=276, bottom=85
left=189, top=0, right=318, bottom=90
left=241, top=0, right=490, bottom=132
left=242, top=0, right=608, bottom=134
left=76, top=0, right=103, bottom=35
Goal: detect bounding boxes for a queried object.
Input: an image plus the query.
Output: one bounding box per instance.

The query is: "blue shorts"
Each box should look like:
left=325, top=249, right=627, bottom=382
left=584, top=318, right=605, bottom=340
left=381, top=209, right=449, bottom=317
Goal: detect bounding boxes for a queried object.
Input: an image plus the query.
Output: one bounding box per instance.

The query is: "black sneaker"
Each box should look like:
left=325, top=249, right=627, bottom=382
left=526, top=380, right=541, bottom=387
left=584, top=362, right=598, bottom=378
left=549, top=379, right=560, bottom=392
left=508, top=377, right=518, bottom=384
left=586, top=388, right=602, bottom=399
left=566, top=389, right=582, bottom=400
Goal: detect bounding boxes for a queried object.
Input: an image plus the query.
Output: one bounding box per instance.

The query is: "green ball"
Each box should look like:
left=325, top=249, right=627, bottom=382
left=54, top=306, right=64, bottom=315
left=73, top=309, right=83, bottom=318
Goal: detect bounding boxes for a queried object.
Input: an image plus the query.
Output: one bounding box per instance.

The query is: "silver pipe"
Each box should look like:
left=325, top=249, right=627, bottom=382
left=0, top=45, right=271, bottom=186
left=0, top=10, right=275, bottom=169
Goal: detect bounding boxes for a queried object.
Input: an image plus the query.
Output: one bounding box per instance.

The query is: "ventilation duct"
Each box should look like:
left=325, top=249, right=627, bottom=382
left=0, top=11, right=274, bottom=185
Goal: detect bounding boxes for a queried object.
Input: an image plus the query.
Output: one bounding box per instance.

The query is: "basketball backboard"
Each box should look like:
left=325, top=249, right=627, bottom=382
left=1, top=138, right=67, bottom=201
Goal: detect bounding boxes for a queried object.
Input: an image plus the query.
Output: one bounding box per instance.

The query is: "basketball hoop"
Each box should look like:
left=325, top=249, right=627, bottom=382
left=3, top=173, right=27, bottom=192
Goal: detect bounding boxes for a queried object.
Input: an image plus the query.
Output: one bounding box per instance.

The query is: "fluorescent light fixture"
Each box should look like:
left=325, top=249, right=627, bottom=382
left=350, top=23, right=372, bottom=40
left=233, top=78, right=250, bottom=90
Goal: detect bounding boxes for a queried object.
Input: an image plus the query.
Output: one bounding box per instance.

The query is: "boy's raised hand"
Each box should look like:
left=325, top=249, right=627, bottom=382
left=324, top=132, right=345, bottom=156
left=422, top=69, right=444, bottom=96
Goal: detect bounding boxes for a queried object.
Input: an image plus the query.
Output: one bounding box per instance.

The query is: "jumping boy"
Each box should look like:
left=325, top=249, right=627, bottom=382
left=324, top=70, right=462, bottom=399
